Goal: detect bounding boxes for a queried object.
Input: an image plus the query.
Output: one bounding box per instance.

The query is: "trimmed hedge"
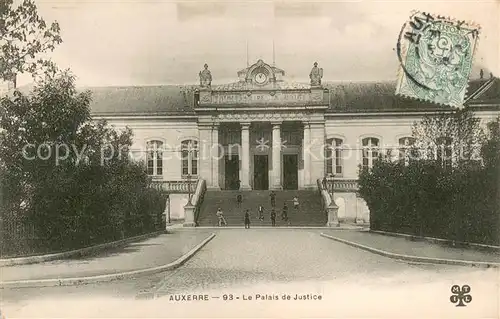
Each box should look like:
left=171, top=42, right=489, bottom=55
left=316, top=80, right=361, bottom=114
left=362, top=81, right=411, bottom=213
left=359, top=156, right=499, bottom=246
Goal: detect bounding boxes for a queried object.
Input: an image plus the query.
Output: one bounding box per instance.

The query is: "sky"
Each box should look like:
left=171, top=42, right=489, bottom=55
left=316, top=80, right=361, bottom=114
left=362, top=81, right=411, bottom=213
left=16, top=0, right=500, bottom=87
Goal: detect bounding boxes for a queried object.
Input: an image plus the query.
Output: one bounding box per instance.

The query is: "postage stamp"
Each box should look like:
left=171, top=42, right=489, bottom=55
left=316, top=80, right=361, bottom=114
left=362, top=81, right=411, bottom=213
left=396, top=11, right=481, bottom=108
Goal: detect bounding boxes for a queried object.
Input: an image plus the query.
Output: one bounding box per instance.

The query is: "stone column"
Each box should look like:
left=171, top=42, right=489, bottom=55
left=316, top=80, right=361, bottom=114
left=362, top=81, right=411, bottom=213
left=303, top=122, right=311, bottom=188
left=183, top=203, right=195, bottom=227
left=271, top=121, right=282, bottom=190
left=327, top=202, right=340, bottom=227
left=209, top=124, right=220, bottom=190
left=309, top=121, right=326, bottom=185
left=240, top=122, right=251, bottom=190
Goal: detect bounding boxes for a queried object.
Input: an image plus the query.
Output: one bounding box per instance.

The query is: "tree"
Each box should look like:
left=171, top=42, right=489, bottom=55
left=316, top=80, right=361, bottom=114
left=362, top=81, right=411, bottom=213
left=0, top=0, right=62, bottom=81
left=411, top=109, right=485, bottom=166
left=0, top=72, right=165, bottom=254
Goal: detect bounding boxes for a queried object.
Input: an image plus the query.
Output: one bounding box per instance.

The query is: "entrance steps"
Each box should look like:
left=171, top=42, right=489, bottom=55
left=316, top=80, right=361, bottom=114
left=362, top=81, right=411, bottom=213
left=196, top=190, right=326, bottom=227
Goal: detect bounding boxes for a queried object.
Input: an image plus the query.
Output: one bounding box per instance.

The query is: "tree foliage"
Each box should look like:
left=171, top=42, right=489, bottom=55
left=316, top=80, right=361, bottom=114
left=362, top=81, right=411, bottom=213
left=411, top=109, right=485, bottom=164
left=0, top=0, right=62, bottom=81
left=0, top=72, right=166, bottom=256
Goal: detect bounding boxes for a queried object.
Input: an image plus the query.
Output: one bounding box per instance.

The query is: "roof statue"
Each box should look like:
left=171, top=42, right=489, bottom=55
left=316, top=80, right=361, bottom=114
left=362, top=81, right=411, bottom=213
left=199, top=63, right=212, bottom=87
left=309, top=62, right=323, bottom=86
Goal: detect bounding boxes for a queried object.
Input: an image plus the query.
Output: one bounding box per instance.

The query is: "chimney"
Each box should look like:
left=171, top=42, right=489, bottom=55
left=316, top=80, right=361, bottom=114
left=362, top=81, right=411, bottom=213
left=479, top=69, right=484, bottom=79
left=490, top=72, right=494, bottom=79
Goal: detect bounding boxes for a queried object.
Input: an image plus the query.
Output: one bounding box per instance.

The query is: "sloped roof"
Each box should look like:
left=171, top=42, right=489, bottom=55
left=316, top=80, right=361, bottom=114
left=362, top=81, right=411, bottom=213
left=324, top=79, right=500, bottom=113
left=467, top=77, right=500, bottom=104
left=88, top=85, right=196, bottom=116
left=15, top=78, right=498, bottom=116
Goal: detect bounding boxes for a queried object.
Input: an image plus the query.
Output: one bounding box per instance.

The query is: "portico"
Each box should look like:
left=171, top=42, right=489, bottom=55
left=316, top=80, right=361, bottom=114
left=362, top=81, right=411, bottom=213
left=196, top=59, right=328, bottom=191
left=199, top=117, right=326, bottom=191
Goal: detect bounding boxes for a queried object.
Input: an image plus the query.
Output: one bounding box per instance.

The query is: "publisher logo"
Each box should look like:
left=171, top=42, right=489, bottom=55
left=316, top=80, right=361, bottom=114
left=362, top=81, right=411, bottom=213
left=450, top=284, right=472, bottom=307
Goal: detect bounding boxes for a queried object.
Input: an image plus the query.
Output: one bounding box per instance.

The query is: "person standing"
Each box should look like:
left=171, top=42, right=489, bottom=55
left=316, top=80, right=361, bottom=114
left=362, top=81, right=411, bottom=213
left=270, top=208, right=276, bottom=227
left=270, top=191, right=276, bottom=208
left=258, top=205, right=264, bottom=221
left=244, top=209, right=251, bottom=229
left=216, top=208, right=227, bottom=227
left=281, top=203, right=289, bottom=225
left=293, top=195, right=299, bottom=211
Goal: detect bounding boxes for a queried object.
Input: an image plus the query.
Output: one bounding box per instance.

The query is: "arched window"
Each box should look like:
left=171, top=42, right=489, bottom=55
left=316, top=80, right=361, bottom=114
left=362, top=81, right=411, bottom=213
left=399, top=137, right=416, bottom=165
left=326, top=138, right=343, bottom=176
left=436, top=137, right=452, bottom=168
left=146, top=140, right=163, bottom=176
left=362, top=137, right=379, bottom=169
left=181, top=140, right=198, bottom=176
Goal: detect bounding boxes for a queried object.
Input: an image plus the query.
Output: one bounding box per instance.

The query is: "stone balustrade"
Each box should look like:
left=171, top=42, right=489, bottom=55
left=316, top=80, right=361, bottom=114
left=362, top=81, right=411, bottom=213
left=151, top=180, right=198, bottom=193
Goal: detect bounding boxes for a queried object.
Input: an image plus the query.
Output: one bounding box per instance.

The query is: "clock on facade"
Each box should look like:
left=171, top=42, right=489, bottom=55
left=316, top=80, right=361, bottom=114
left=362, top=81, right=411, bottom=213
left=254, top=72, right=268, bottom=84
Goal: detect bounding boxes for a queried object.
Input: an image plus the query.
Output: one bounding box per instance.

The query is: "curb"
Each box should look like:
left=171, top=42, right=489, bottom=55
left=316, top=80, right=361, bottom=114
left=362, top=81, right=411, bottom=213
left=0, top=230, right=168, bottom=267
left=195, top=226, right=363, bottom=230
left=320, top=233, right=500, bottom=269
left=0, top=233, right=216, bottom=289
left=370, top=230, right=500, bottom=252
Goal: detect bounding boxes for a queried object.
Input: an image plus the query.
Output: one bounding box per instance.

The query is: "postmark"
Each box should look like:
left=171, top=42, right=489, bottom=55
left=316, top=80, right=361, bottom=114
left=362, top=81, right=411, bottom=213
left=396, top=11, right=480, bottom=108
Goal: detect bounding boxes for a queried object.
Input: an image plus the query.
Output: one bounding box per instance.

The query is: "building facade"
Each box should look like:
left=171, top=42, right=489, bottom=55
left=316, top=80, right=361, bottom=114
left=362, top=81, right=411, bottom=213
left=89, top=60, right=500, bottom=223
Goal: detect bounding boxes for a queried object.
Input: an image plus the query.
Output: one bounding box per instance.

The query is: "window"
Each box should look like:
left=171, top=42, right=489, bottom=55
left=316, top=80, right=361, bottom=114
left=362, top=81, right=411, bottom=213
left=362, top=137, right=379, bottom=169
left=326, top=138, right=343, bottom=176
left=181, top=140, right=198, bottom=176
left=399, top=137, right=416, bottom=165
left=146, top=140, right=163, bottom=176
left=436, top=137, right=452, bottom=168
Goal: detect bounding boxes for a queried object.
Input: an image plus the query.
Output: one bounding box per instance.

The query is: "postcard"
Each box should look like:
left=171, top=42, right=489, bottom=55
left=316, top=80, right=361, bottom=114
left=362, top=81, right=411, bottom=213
left=0, top=0, right=499, bottom=318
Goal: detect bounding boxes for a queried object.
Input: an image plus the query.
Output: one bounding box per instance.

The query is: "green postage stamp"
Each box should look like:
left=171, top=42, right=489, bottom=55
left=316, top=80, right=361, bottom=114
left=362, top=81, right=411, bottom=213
left=396, top=11, right=480, bottom=108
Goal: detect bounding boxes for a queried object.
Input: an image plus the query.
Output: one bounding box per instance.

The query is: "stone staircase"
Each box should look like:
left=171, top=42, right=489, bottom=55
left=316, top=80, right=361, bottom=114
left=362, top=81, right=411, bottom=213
left=196, top=190, right=326, bottom=226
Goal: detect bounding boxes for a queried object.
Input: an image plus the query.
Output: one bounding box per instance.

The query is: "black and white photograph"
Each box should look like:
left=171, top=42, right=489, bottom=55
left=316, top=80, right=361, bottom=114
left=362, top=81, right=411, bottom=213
left=0, top=0, right=499, bottom=318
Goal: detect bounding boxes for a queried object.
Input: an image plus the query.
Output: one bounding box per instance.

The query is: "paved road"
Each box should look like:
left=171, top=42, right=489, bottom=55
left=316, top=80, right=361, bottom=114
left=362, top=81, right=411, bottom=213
left=2, top=229, right=498, bottom=318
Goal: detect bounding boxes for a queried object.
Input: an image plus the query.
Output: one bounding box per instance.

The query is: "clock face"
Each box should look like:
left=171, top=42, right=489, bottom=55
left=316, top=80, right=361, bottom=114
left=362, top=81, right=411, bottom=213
left=255, top=72, right=268, bottom=84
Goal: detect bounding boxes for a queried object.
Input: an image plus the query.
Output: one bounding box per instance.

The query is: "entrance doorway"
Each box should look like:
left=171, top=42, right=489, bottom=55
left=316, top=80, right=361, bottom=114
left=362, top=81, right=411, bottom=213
left=253, top=155, right=269, bottom=190
left=283, top=154, right=298, bottom=190
left=224, top=155, right=240, bottom=190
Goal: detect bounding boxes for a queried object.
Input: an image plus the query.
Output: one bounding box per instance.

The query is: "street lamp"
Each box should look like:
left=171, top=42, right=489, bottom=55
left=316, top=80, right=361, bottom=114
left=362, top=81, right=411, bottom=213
left=326, top=173, right=339, bottom=227
left=326, top=173, right=335, bottom=205
left=186, top=173, right=193, bottom=206
left=184, top=141, right=195, bottom=207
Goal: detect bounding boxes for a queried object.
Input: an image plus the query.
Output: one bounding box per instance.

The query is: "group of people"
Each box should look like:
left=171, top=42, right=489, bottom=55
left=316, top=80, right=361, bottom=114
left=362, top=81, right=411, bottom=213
left=216, top=191, right=300, bottom=228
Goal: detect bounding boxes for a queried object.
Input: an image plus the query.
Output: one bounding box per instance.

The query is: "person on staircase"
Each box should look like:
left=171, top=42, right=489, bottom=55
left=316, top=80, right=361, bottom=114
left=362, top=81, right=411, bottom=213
left=258, top=205, right=264, bottom=222
left=216, top=208, right=227, bottom=227
left=281, top=203, right=289, bottom=226
left=244, top=209, right=251, bottom=229
left=270, top=208, right=276, bottom=227
left=236, top=193, right=242, bottom=208
left=270, top=191, right=276, bottom=208
left=293, top=195, right=299, bottom=211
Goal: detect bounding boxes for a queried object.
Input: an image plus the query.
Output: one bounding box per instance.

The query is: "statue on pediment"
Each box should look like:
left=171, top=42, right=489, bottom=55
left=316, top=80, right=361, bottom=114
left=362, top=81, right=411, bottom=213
left=199, top=64, right=212, bottom=87
left=309, top=62, right=323, bottom=86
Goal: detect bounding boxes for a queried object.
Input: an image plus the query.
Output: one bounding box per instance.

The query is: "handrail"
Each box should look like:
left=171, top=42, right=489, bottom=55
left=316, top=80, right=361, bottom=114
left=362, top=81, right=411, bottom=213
left=317, top=178, right=333, bottom=211
left=191, top=179, right=207, bottom=226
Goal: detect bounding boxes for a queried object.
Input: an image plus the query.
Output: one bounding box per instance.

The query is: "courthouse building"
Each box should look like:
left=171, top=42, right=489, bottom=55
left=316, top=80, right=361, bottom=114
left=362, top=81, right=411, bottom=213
left=5, top=59, right=500, bottom=224
left=87, top=59, right=500, bottom=224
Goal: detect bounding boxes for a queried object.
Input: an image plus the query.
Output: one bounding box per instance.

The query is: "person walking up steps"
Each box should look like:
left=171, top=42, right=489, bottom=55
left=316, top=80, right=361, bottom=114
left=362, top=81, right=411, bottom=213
left=244, top=209, right=251, bottom=229
left=270, top=191, right=276, bottom=208
left=293, top=195, right=299, bottom=211
left=258, top=205, right=264, bottom=222
left=216, top=208, right=227, bottom=227
left=270, top=208, right=276, bottom=227
left=236, top=193, right=242, bottom=208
